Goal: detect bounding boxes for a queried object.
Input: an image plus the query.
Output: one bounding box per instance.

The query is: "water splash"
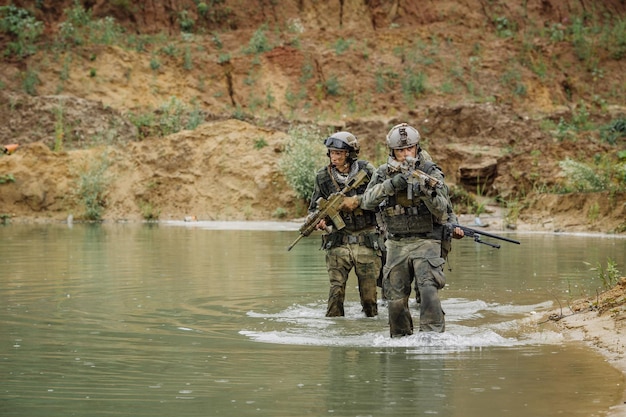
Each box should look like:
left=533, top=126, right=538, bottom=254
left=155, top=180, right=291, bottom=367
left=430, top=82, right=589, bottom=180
left=241, top=298, right=557, bottom=351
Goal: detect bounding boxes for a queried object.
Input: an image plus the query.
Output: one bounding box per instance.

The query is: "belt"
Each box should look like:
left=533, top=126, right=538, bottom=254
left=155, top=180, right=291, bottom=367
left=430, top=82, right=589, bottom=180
left=342, top=234, right=367, bottom=245
left=383, top=205, right=420, bottom=216
left=388, top=232, right=430, bottom=241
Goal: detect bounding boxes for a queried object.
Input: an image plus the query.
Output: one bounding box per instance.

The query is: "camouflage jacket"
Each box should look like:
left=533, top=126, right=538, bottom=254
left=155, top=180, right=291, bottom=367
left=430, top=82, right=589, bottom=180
left=362, top=155, right=454, bottom=227
left=308, top=160, right=378, bottom=232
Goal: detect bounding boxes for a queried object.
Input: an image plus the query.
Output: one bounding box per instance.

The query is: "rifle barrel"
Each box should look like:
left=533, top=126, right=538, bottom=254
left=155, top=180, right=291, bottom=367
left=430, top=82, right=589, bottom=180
left=474, top=230, right=520, bottom=245
left=452, top=223, right=521, bottom=245
left=286, top=234, right=304, bottom=251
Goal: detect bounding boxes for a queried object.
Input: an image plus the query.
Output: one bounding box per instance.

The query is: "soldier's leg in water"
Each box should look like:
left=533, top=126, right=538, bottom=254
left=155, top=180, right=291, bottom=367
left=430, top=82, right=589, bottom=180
left=414, top=266, right=421, bottom=305
left=325, top=246, right=352, bottom=317
left=377, top=249, right=387, bottom=301
left=353, top=245, right=381, bottom=317
left=413, top=244, right=447, bottom=332
left=385, top=246, right=413, bottom=337
left=417, top=285, right=445, bottom=332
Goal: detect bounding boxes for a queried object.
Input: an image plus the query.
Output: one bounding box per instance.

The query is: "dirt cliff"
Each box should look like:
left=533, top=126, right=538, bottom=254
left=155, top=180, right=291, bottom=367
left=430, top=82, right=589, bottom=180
left=0, top=0, right=624, bottom=233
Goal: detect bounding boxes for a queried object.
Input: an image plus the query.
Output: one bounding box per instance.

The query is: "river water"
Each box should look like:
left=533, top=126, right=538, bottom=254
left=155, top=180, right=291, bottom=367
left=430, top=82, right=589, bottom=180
left=1, top=222, right=625, bottom=417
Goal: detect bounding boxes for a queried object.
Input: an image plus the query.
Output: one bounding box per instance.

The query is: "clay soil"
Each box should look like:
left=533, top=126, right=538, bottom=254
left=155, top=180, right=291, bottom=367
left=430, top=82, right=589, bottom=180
left=0, top=0, right=625, bottom=414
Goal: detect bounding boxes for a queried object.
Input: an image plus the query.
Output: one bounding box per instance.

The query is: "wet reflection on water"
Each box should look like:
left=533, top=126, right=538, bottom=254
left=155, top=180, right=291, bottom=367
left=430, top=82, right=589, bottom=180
left=1, top=223, right=624, bottom=417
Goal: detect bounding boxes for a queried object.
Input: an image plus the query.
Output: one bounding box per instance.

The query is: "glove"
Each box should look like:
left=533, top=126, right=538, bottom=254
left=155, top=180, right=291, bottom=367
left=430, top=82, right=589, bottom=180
left=417, top=185, right=437, bottom=199
left=412, top=182, right=421, bottom=196
left=391, top=173, right=408, bottom=191
left=339, top=196, right=360, bottom=212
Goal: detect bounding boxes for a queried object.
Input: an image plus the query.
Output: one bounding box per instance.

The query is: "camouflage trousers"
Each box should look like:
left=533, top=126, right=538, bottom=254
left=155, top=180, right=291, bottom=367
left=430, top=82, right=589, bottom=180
left=324, top=242, right=381, bottom=317
left=382, top=238, right=447, bottom=336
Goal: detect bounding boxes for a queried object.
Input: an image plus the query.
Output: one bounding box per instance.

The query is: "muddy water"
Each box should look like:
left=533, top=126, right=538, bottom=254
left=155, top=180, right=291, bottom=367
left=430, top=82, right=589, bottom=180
left=1, top=222, right=625, bottom=417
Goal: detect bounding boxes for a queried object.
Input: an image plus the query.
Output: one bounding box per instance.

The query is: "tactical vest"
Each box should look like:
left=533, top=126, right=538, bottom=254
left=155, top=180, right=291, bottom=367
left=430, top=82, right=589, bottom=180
left=381, top=161, right=443, bottom=239
left=318, top=160, right=377, bottom=232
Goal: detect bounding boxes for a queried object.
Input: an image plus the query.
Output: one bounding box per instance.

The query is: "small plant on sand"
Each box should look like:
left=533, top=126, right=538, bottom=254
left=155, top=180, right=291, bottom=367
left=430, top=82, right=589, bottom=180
left=591, top=258, right=621, bottom=290
left=0, top=173, right=15, bottom=183
left=244, top=24, right=272, bottom=54
left=272, top=207, right=287, bottom=219
left=140, top=201, right=160, bottom=221
left=73, top=153, right=111, bottom=221
left=600, top=117, right=626, bottom=145
left=253, top=137, right=268, bottom=149
left=502, top=198, right=521, bottom=229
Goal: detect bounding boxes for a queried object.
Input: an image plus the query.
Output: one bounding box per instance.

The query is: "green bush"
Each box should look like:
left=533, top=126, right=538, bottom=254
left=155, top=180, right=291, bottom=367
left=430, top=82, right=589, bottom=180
left=604, top=17, right=626, bottom=59
left=279, top=125, right=327, bottom=200
left=0, top=5, right=43, bottom=58
left=324, top=75, right=341, bottom=96
left=22, top=68, right=40, bottom=95
left=333, top=37, right=354, bottom=55
left=570, top=16, right=592, bottom=62
left=197, top=0, right=234, bottom=26
left=272, top=207, right=287, bottom=219
left=56, top=3, right=123, bottom=49
left=493, top=16, right=516, bottom=38
left=401, top=69, right=427, bottom=99
left=178, top=10, right=194, bottom=33
left=140, top=201, right=160, bottom=221
left=375, top=68, right=399, bottom=93
left=74, top=154, right=111, bottom=221
left=245, top=24, right=272, bottom=54
left=127, top=97, right=206, bottom=138
left=600, top=117, right=626, bottom=145
left=157, top=97, right=185, bottom=135
left=558, top=155, right=626, bottom=192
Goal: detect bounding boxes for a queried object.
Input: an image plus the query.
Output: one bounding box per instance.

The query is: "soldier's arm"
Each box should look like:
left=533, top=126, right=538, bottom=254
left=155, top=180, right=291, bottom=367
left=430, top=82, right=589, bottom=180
left=417, top=168, right=449, bottom=220
left=362, top=167, right=396, bottom=211
left=446, top=203, right=459, bottom=223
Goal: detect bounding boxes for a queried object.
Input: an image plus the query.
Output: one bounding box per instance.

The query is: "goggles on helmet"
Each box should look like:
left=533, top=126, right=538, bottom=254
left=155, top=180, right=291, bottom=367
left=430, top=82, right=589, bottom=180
left=324, top=136, right=352, bottom=151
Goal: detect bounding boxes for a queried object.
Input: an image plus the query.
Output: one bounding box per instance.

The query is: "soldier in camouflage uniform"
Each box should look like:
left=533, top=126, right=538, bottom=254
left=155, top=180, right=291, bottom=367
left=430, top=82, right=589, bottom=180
left=309, top=131, right=383, bottom=318
left=362, top=123, right=464, bottom=336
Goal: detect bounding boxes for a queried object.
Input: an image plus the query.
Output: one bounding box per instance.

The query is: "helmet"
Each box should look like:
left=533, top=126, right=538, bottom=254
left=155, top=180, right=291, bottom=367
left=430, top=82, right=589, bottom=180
left=324, top=131, right=359, bottom=160
left=386, top=123, right=420, bottom=151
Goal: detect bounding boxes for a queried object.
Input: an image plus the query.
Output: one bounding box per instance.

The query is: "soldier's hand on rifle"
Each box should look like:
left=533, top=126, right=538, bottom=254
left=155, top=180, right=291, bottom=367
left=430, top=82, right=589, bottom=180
left=339, top=196, right=360, bottom=212
left=453, top=227, right=464, bottom=239
left=390, top=173, right=408, bottom=191
left=412, top=180, right=437, bottom=199
left=315, top=218, right=328, bottom=230
left=411, top=181, right=423, bottom=196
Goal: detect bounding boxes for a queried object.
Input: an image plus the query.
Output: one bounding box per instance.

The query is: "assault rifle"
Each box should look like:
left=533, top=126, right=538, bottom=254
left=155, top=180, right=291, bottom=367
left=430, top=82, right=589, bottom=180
left=287, top=170, right=368, bottom=251
left=443, top=223, right=521, bottom=249
left=388, top=156, right=443, bottom=199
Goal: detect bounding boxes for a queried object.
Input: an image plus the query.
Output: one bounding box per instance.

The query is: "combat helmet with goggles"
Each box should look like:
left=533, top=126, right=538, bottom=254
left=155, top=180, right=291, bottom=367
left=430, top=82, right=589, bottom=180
left=324, top=131, right=360, bottom=161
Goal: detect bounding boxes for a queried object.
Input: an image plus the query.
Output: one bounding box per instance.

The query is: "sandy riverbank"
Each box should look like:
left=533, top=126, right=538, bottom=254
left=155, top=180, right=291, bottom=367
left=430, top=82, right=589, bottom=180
left=532, top=278, right=626, bottom=417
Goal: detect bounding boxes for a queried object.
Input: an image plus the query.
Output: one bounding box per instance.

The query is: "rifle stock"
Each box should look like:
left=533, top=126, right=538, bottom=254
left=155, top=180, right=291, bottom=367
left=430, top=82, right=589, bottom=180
left=287, top=170, right=368, bottom=251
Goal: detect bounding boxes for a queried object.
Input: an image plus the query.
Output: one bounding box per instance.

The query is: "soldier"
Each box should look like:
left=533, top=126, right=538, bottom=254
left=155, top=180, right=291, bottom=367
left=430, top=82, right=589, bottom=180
left=309, top=131, right=383, bottom=318
left=362, top=123, right=464, bottom=336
